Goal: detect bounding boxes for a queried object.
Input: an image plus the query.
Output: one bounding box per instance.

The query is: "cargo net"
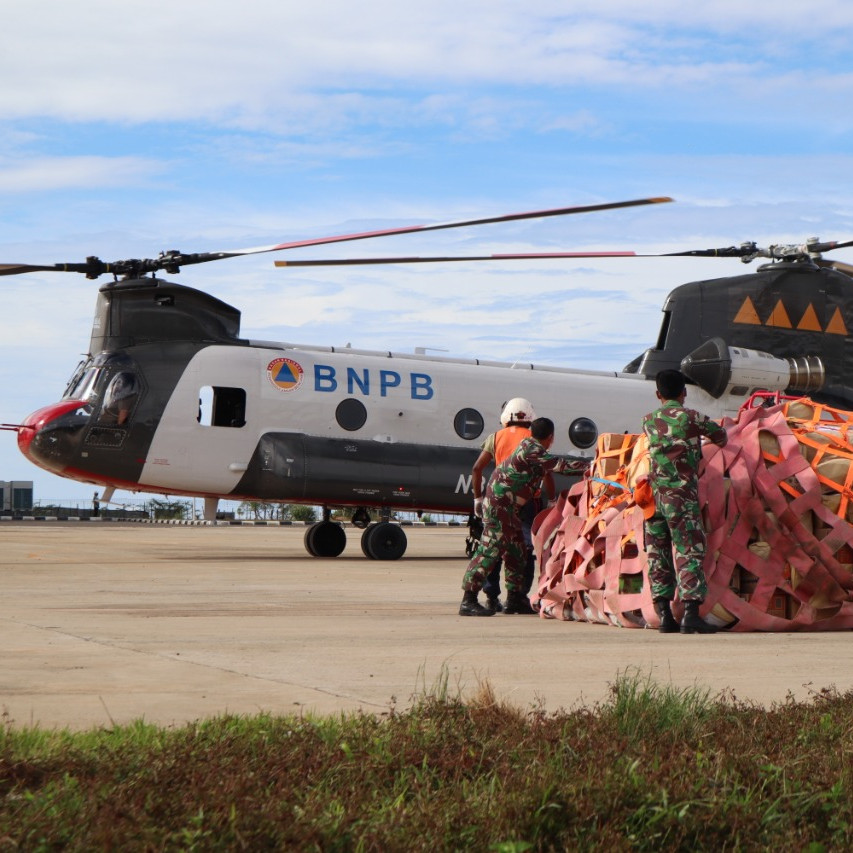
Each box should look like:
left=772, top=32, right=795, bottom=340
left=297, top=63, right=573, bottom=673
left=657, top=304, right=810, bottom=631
left=532, top=398, right=853, bottom=631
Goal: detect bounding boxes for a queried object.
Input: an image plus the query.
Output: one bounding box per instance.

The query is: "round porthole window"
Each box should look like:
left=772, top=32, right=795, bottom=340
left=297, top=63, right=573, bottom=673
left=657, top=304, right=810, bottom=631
left=568, top=416, right=598, bottom=449
left=335, top=398, right=367, bottom=431
left=454, top=408, right=484, bottom=440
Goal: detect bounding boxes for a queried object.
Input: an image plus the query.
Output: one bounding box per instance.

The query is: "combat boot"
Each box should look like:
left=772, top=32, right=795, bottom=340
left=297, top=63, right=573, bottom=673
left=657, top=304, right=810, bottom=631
left=653, top=598, right=679, bottom=634
left=486, top=596, right=503, bottom=614
left=503, top=591, right=536, bottom=615
left=680, top=600, right=717, bottom=634
left=459, top=590, right=494, bottom=617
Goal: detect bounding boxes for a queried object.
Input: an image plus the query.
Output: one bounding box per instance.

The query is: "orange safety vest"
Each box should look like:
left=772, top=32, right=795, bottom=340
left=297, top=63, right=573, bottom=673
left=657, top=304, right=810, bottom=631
left=494, top=425, right=531, bottom=465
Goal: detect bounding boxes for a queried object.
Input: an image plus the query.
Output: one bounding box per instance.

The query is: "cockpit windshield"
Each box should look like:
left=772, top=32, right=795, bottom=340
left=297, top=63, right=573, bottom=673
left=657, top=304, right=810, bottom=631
left=63, top=361, right=101, bottom=404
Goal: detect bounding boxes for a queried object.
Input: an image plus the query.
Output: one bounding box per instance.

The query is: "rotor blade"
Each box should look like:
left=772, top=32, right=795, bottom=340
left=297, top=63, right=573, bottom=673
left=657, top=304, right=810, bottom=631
left=0, top=262, right=95, bottom=277
left=135, top=197, right=671, bottom=272
left=660, top=245, right=756, bottom=258
left=810, top=238, right=853, bottom=253
left=275, top=251, right=640, bottom=267
left=207, top=197, right=673, bottom=260
left=0, top=196, right=672, bottom=278
left=664, top=239, right=853, bottom=262
left=0, top=257, right=131, bottom=278
left=0, top=263, right=52, bottom=276
left=817, top=259, right=853, bottom=276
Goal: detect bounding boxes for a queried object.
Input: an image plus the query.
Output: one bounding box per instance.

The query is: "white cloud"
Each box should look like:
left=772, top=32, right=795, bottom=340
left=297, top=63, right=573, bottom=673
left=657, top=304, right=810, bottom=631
left=0, top=156, right=166, bottom=193
left=2, top=1, right=851, bottom=128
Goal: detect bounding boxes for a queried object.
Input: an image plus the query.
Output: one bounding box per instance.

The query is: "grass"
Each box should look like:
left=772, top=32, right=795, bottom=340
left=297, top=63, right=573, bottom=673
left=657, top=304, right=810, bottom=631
left=1, top=669, right=852, bottom=850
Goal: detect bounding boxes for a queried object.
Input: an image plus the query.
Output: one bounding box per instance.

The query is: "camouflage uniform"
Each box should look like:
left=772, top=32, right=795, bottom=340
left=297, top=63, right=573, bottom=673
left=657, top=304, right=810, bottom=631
left=463, top=437, right=585, bottom=593
left=643, top=400, right=727, bottom=602
left=479, top=426, right=533, bottom=600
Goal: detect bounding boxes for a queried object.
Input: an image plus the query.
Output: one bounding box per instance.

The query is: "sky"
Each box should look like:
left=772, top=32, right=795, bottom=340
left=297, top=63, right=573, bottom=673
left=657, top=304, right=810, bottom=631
left=2, top=0, right=853, bottom=502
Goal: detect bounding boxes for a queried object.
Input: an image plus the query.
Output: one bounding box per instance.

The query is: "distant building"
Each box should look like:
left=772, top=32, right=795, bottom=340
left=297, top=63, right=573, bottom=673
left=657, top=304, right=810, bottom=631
left=0, top=480, right=33, bottom=512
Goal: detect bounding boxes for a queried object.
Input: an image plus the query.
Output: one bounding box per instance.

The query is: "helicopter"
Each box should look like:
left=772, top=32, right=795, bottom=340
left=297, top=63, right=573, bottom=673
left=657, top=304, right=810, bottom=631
left=2, top=196, right=851, bottom=560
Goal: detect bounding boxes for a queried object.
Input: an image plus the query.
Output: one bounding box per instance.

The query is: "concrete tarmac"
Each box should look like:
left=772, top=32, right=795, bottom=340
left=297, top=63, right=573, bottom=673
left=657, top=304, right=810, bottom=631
left=2, top=522, right=852, bottom=730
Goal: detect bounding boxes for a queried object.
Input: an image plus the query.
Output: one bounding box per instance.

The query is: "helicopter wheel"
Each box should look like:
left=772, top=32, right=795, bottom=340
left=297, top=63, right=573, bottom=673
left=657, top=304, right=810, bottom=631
left=360, top=523, right=379, bottom=558
left=304, top=521, right=346, bottom=558
left=362, top=522, right=407, bottom=561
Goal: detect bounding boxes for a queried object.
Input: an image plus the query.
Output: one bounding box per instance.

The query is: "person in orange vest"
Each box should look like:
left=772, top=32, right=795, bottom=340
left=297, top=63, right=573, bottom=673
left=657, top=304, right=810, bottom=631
left=471, top=398, right=553, bottom=611
left=461, top=417, right=586, bottom=616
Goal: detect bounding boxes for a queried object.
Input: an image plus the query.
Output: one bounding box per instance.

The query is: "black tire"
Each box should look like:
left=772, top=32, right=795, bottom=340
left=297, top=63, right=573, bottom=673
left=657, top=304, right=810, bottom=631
left=360, top=523, right=379, bottom=559
left=305, top=521, right=346, bottom=557
left=304, top=523, right=320, bottom=557
left=365, top=522, right=407, bottom=560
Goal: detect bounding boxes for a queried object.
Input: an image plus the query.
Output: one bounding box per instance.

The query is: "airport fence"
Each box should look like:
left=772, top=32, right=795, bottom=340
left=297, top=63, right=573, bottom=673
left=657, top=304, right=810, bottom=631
left=6, top=497, right=468, bottom=525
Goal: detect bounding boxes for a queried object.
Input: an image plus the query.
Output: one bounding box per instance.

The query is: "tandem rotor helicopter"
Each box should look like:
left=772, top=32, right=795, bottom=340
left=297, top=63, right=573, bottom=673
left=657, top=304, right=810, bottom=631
left=3, top=195, right=853, bottom=559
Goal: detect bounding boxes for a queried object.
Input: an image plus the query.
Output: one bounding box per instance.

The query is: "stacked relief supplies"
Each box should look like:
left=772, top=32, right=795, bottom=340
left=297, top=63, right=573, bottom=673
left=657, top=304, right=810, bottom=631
left=532, top=398, right=853, bottom=631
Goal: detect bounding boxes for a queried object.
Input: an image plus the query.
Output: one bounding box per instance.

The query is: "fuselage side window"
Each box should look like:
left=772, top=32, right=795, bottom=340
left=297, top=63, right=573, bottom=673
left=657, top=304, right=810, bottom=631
left=335, top=398, right=367, bottom=431
left=568, top=416, right=598, bottom=449
left=454, top=408, right=484, bottom=440
left=198, top=386, right=246, bottom=428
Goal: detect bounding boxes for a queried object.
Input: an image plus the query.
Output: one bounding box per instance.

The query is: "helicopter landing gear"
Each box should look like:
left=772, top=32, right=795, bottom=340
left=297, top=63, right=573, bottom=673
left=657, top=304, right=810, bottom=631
left=302, top=508, right=406, bottom=559
left=304, top=508, right=346, bottom=557
left=360, top=521, right=407, bottom=560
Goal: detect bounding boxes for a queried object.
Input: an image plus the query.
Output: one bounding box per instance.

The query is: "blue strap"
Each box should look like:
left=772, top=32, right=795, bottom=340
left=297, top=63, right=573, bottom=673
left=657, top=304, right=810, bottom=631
left=590, top=477, right=630, bottom=492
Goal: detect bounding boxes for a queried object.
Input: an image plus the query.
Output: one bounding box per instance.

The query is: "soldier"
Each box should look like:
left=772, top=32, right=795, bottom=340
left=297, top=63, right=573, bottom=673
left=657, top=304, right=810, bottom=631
left=460, top=417, right=587, bottom=616
left=642, top=369, right=728, bottom=634
left=471, top=397, right=548, bottom=612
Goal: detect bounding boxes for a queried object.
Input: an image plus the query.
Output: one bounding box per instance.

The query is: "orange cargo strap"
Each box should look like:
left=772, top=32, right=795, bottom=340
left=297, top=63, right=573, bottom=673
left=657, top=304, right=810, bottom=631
left=533, top=398, right=853, bottom=632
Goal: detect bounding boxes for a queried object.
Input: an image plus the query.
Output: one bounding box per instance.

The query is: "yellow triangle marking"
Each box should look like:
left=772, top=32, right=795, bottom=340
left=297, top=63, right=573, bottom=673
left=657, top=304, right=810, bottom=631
left=826, top=307, right=848, bottom=336
left=766, top=300, right=792, bottom=328
left=733, top=296, right=761, bottom=325
left=796, top=304, right=822, bottom=332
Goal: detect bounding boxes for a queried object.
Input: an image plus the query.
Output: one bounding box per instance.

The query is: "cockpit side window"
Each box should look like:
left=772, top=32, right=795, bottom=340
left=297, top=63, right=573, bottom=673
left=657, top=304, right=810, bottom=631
left=198, top=386, right=246, bottom=428
left=98, top=371, right=139, bottom=426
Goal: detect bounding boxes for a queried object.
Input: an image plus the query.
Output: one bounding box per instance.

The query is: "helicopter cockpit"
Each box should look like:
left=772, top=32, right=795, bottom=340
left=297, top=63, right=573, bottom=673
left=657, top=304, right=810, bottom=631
left=64, top=353, right=139, bottom=413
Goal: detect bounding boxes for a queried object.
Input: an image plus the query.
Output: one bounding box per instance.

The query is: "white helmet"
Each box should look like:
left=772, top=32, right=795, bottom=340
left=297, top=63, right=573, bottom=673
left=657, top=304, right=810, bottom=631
left=500, top=397, right=536, bottom=426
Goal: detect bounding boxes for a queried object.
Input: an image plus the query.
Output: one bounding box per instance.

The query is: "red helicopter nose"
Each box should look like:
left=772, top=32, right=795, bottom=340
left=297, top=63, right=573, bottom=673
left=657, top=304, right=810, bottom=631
left=17, top=400, right=89, bottom=470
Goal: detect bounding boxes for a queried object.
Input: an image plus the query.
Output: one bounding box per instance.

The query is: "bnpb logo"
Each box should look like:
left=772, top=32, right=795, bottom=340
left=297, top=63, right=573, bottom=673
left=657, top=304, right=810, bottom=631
left=267, top=357, right=304, bottom=392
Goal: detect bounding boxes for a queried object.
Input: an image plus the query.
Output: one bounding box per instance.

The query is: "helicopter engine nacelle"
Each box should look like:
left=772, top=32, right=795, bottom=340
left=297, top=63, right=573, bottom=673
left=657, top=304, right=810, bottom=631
left=680, top=337, right=825, bottom=399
